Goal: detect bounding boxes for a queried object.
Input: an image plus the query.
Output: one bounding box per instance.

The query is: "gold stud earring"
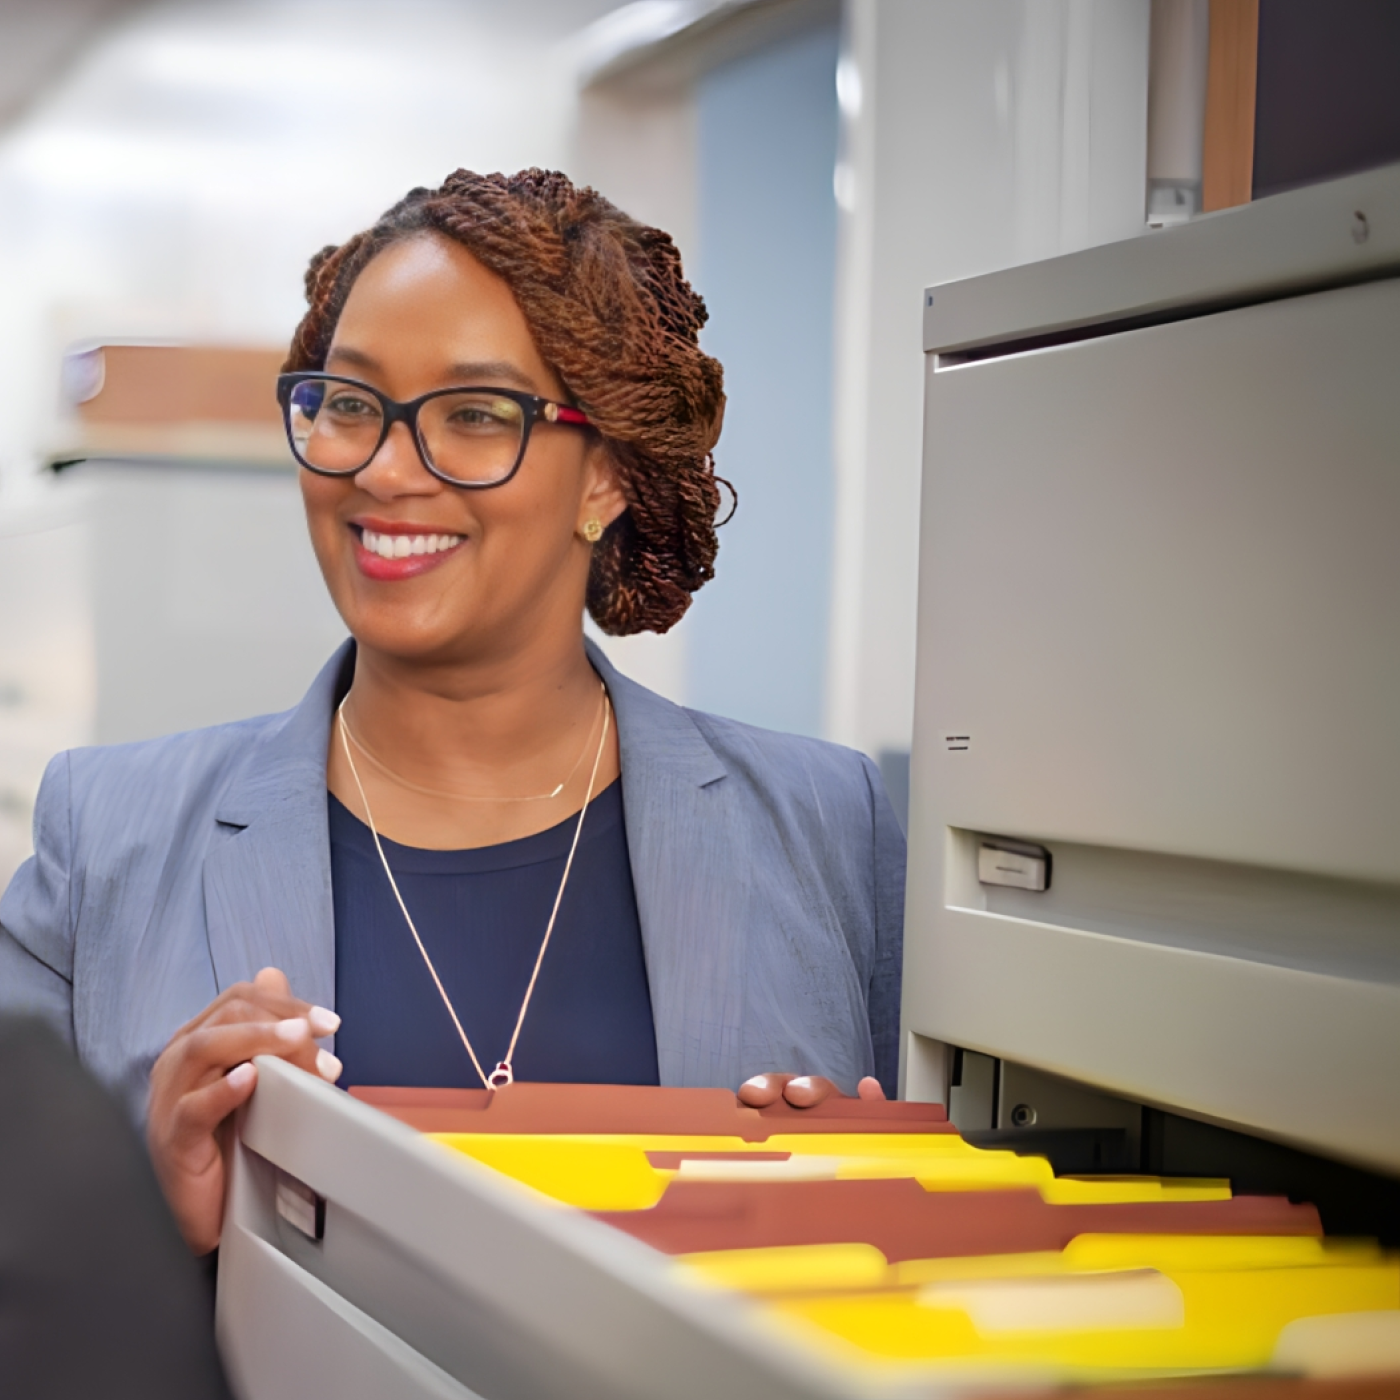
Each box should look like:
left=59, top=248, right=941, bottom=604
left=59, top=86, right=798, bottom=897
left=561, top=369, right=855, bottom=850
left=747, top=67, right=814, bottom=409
left=581, top=518, right=604, bottom=543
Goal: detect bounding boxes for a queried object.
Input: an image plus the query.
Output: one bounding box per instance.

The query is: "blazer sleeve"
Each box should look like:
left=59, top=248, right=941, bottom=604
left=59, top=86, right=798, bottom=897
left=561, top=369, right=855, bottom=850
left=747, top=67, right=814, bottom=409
left=0, top=753, right=76, bottom=1045
left=859, top=754, right=905, bottom=1097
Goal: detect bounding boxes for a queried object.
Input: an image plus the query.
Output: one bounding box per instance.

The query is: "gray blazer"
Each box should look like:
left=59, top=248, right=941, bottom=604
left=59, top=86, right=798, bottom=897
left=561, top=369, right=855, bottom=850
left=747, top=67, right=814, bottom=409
left=0, top=641, right=904, bottom=1119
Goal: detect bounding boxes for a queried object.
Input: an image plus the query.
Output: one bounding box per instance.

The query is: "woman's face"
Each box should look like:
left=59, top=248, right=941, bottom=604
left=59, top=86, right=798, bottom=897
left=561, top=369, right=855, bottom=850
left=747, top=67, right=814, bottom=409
left=300, top=233, right=622, bottom=668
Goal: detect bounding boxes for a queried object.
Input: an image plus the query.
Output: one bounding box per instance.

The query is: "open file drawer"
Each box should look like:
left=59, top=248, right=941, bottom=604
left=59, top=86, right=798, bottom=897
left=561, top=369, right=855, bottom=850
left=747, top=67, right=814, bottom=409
left=217, top=1059, right=1400, bottom=1398
left=217, top=1059, right=917, bottom=1400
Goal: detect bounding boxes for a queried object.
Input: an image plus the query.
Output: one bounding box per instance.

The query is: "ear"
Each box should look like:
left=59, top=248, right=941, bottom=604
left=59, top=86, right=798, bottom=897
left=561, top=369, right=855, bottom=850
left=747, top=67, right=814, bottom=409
left=577, top=437, right=628, bottom=534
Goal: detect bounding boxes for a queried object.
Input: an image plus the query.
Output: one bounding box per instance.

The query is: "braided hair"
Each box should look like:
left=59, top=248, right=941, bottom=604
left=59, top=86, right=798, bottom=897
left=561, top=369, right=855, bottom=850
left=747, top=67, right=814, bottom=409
left=285, top=168, right=728, bottom=635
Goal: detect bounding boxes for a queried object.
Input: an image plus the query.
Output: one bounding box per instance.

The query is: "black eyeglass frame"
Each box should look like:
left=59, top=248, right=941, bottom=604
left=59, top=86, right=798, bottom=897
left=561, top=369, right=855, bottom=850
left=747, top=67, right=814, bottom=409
left=276, top=372, right=593, bottom=489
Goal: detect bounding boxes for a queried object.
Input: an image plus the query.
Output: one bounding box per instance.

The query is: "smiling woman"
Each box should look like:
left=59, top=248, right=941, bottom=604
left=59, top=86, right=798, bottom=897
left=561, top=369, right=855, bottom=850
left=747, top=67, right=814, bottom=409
left=0, top=169, right=905, bottom=1257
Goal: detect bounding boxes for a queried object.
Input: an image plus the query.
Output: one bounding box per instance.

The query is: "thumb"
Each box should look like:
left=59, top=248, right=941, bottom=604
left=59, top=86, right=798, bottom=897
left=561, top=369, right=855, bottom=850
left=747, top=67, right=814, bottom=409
left=254, top=966, right=292, bottom=997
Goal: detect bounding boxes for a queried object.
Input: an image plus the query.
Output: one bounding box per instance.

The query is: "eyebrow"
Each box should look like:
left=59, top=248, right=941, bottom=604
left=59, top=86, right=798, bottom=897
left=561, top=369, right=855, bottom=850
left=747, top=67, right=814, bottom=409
left=324, top=345, right=538, bottom=391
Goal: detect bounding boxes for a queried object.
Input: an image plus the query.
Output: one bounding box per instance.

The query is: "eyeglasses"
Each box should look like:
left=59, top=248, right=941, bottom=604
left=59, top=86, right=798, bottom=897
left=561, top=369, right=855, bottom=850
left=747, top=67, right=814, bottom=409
left=276, top=373, right=592, bottom=488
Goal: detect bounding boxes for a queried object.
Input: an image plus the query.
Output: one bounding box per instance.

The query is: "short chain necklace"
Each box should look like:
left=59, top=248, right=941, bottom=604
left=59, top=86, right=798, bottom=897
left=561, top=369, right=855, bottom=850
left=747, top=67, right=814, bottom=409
left=339, top=687, right=604, bottom=803
left=336, top=682, right=612, bottom=1089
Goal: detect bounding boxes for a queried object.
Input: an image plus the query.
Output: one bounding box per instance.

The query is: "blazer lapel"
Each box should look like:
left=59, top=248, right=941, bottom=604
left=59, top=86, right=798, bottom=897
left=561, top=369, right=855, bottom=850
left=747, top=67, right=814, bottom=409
left=587, top=642, right=748, bottom=1089
left=202, top=643, right=352, bottom=1019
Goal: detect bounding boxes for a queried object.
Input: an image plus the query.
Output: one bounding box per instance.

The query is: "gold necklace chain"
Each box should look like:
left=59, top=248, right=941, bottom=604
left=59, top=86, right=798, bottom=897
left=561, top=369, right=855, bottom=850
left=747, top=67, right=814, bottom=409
left=335, top=681, right=612, bottom=1089
left=339, top=687, right=604, bottom=803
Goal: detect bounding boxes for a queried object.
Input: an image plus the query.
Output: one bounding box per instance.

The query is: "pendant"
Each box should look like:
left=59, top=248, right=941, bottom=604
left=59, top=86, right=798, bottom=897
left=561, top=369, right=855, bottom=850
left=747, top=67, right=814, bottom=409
left=488, top=1061, right=514, bottom=1089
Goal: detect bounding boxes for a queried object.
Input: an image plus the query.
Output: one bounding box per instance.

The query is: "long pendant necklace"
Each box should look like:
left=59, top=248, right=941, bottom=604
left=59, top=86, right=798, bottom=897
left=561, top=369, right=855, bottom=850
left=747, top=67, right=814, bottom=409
left=336, top=682, right=612, bottom=1089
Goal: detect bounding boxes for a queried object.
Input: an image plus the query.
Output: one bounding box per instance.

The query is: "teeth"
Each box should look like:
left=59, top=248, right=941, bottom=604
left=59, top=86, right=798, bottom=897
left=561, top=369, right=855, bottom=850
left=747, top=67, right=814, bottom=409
left=361, top=529, right=462, bottom=561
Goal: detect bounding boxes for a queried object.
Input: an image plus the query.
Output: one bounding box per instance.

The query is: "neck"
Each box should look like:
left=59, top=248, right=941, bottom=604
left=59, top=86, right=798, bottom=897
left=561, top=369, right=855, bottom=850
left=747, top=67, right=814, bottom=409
left=329, top=622, right=621, bottom=849
left=344, top=630, right=603, bottom=793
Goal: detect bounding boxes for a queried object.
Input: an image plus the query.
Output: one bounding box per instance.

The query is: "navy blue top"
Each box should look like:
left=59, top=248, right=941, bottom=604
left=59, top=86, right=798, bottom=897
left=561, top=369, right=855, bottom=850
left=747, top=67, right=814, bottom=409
left=329, top=778, right=660, bottom=1089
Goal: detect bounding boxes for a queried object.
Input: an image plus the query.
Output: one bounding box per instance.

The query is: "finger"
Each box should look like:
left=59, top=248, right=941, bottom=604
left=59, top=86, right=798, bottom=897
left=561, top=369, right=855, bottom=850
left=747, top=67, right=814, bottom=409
left=857, top=1076, right=887, bottom=1101
left=738, top=1073, right=794, bottom=1107
left=251, top=968, right=339, bottom=1038
left=254, top=966, right=291, bottom=996
left=172, top=989, right=307, bottom=1047
left=179, top=1018, right=323, bottom=1087
left=781, top=1075, right=837, bottom=1108
left=160, top=1060, right=259, bottom=1162
left=149, top=1005, right=282, bottom=1106
left=166, top=974, right=304, bottom=1040
left=202, top=991, right=339, bottom=1040
left=201, top=995, right=301, bottom=1030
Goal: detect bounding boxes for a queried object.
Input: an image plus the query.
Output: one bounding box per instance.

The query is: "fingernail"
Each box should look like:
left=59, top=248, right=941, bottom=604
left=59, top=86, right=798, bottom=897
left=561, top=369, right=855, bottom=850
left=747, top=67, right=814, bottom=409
left=742, top=1075, right=768, bottom=1088
left=789, top=1076, right=813, bottom=1090
left=316, top=1049, right=343, bottom=1083
left=275, top=1017, right=309, bottom=1043
left=308, top=1006, right=340, bottom=1037
left=227, top=1062, right=256, bottom=1090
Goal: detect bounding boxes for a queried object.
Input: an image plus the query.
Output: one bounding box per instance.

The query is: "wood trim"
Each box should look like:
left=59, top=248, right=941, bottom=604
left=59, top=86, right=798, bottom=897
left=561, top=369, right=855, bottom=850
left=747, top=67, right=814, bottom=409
left=78, top=345, right=284, bottom=425
left=1202, top=0, right=1259, bottom=211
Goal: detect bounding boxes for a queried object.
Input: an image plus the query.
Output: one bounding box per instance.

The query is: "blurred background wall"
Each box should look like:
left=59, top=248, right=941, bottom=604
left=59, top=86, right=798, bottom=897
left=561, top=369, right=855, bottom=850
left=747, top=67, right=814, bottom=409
left=0, top=0, right=617, bottom=881
left=4, top=0, right=1377, bottom=886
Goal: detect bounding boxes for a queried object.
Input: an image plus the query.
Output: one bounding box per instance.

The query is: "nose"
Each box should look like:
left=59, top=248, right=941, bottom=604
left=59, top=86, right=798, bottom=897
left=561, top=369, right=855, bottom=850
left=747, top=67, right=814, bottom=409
left=353, top=420, right=440, bottom=501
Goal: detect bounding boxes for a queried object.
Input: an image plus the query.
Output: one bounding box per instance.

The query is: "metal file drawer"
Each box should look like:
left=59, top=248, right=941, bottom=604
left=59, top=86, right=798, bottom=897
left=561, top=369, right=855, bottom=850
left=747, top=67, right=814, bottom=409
left=216, top=1057, right=870, bottom=1400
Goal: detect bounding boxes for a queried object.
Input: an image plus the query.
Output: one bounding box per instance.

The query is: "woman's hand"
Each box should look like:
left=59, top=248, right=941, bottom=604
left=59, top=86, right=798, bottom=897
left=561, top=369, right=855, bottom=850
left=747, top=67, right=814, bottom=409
left=737, top=1073, right=887, bottom=1109
left=145, top=967, right=341, bottom=1255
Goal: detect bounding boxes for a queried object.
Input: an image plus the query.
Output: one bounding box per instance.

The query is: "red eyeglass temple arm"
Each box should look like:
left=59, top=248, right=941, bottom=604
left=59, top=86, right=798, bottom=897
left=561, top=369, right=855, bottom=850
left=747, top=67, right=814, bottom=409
left=544, top=402, right=591, bottom=426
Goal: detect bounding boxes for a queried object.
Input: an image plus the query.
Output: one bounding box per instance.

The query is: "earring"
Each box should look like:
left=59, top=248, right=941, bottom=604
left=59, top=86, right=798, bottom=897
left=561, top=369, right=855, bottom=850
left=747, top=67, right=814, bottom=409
left=581, top=518, right=604, bottom=543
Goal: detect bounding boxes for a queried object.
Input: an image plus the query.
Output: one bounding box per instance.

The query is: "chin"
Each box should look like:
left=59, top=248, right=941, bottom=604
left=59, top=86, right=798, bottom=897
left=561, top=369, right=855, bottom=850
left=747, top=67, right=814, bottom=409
left=319, top=560, right=469, bottom=661
left=347, top=610, right=472, bottom=665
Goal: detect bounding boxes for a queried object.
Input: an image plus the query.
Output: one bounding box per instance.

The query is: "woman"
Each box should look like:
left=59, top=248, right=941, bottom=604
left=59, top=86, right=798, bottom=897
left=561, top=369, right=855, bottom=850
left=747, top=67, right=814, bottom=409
left=0, top=170, right=905, bottom=1254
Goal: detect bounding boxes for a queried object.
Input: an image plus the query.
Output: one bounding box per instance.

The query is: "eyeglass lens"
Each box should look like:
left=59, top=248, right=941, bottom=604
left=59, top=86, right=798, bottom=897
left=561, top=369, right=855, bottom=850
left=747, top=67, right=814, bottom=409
left=287, top=379, right=526, bottom=485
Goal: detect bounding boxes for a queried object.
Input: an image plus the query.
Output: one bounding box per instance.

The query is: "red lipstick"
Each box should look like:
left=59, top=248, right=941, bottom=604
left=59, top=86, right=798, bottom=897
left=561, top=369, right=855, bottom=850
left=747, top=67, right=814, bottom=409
left=350, top=519, right=465, bottom=582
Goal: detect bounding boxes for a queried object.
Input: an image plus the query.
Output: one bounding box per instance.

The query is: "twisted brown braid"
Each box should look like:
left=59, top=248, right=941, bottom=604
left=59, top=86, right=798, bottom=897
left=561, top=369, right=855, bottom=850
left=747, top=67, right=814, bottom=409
left=285, top=168, right=730, bottom=635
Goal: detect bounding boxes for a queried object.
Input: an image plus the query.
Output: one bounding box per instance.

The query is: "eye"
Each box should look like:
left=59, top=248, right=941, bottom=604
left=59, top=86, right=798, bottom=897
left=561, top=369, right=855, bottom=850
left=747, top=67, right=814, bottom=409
left=450, top=405, right=497, bottom=427
left=325, top=390, right=381, bottom=420
left=443, top=396, right=523, bottom=432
